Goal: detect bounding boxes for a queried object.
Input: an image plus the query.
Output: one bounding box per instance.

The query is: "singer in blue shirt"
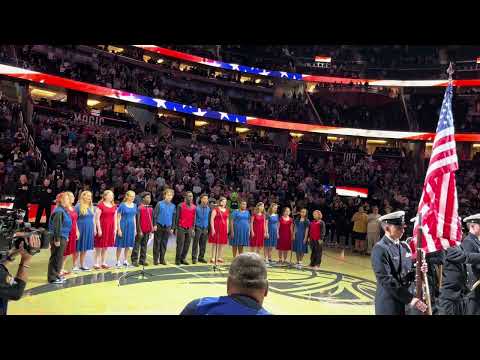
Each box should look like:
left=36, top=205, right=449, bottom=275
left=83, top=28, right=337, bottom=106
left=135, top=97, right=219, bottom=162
left=192, top=194, right=211, bottom=264
left=152, top=189, right=176, bottom=265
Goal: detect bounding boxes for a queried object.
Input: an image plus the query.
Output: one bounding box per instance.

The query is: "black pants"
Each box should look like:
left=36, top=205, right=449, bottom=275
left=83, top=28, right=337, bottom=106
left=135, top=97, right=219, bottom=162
left=310, top=240, right=323, bottom=267
left=467, top=295, right=480, bottom=315
left=35, top=202, right=51, bottom=228
left=192, top=227, right=208, bottom=261
left=131, top=233, right=149, bottom=264
left=153, top=226, right=170, bottom=263
left=176, top=227, right=193, bottom=263
left=47, top=238, right=66, bottom=282
left=437, top=297, right=469, bottom=315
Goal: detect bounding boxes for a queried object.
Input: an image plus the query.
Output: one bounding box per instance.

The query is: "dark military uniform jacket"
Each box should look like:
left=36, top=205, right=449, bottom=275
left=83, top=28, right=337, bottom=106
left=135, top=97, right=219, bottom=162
left=461, top=233, right=480, bottom=314
left=0, top=264, right=26, bottom=315
left=371, top=235, right=416, bottom=315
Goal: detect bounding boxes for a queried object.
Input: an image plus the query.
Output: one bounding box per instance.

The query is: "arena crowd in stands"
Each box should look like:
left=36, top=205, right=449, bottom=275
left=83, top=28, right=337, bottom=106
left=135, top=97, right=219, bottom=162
left=1, top=45, right=477, bottom=132
left=2, top=95, right=480, bottom=261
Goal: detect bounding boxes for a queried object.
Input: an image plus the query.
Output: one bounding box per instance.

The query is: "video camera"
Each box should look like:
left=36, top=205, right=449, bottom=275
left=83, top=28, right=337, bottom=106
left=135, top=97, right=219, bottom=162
left=0, top=208, right=50, bottom=262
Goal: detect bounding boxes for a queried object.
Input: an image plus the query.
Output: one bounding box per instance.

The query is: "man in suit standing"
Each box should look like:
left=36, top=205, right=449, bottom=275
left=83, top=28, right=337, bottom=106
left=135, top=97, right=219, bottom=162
left=371, top=211, right=428, bottom=315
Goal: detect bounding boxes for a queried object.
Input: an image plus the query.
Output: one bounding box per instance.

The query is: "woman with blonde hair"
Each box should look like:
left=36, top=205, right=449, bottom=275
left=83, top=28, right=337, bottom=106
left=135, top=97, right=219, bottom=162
left=60, top=192, right=79, bottom=276
left=250, top=202, right=268, bottom=254
left=94, top=190, right=117, bottom=269
left=75, top=190, right=95, bottom=271
left=115, top=190, right=137, bottom=267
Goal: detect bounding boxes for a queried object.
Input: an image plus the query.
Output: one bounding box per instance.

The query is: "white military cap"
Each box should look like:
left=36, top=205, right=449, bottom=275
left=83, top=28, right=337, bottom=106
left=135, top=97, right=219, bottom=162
left=378, top=210, right=406, bottom=226
left=463, top=214, right=480, bottom=224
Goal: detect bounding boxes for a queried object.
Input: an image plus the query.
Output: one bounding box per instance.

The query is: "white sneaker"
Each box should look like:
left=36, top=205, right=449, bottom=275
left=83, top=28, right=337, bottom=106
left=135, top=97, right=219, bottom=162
left=115, top=261, right=122, bottom=268
left=72, top=267, right=80, bottom=272
left=123, top=261, right=132, bottom=268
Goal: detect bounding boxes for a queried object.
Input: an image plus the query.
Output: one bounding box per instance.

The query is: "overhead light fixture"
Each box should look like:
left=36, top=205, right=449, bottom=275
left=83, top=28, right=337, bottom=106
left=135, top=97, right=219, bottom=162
left=366, top=139, right=387, bottom=145
left=157, top=58, right=164, bottom=64
left=87, top=99, right=100, bottom=107
left=31, top=88, right=57, bottom=97
left=473, top=143, right=480, bottom=148
left=426, top=142, right=434, bottom=147
left=236, top=127, right=250, bottom=133
left=315, top=55, right=332, bottom=63
left=290, top=132, right=304, bottom=137
left=195, top=121, right=208, bottom=127
left=327, top=136, right=338, bottom=141
left=255, top=78, right=261, bottom=84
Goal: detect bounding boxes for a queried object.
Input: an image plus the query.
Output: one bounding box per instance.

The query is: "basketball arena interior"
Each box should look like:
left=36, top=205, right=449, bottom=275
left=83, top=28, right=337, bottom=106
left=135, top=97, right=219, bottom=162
left=1, top=44, right=480, bottom=315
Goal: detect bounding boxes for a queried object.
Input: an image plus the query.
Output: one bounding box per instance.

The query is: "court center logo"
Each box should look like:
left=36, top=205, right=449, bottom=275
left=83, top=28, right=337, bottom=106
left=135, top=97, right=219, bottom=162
left=24, top=265, right=376, bottom=306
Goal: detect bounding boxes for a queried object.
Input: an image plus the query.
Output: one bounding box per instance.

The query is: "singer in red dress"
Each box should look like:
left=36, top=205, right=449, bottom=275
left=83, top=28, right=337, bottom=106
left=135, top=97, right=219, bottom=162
left=208, top=197, right=229, bottom=263
left=277, top=207, right=294, bottom=264
left=61, top=192, right=79, bottom=275
left=94, top=190, right=117, bottom=269
left=250, top=202, right=267, bottom=254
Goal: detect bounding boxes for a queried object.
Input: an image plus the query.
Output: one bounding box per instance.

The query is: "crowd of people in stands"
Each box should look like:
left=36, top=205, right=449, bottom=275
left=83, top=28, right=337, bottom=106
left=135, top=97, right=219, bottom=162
left=3, top=45, right=477, bottom=132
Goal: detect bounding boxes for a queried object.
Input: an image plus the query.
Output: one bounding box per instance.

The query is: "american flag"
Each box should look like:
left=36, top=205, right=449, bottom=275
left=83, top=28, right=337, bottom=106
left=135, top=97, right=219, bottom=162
left=411, top=83, right=462, bottom=254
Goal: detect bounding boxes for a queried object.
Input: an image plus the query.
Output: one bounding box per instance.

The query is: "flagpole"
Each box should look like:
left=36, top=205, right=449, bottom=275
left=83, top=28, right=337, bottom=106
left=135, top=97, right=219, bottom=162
left=415, top=213, right=424, bottom=301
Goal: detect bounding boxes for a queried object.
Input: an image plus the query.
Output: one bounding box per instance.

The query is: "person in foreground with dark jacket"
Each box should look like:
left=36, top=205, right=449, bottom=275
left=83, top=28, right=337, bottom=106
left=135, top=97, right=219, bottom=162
left=0, top=232, right=40, bottom=315
left=438, top=214, right=480, bottom=315
left=180, top=252, right=271, bottom=315
left=371, top=211, right=428, bottom=315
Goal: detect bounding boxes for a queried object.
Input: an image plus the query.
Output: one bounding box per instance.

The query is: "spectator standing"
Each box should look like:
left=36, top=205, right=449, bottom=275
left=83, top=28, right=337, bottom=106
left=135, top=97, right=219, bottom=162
left=352, top=206, right=369, bottom=254
left=366, top=206, right=381, bottom=255
left=34, top=178, right=55, bottom=228
left=13, top=174, right=31, bottom=222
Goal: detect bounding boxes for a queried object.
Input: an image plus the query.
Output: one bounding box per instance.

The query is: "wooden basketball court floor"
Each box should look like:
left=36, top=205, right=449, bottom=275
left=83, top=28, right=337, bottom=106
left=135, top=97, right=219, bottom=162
left=8, top=239, right=376, bottom=315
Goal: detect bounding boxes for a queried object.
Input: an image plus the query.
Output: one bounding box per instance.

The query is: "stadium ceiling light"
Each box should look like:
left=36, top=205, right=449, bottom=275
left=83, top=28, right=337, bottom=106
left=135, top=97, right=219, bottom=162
left=327, top=136, right=338, bottom=141
left=87, top=99, right=100, bottom=106
left=31, top=88, right=57, bottom=97
left=236, top=127, right=250, bottom=133
left=157, top=58, right=164, bottom=64
left=473, top=143, right=480, bottom=148
left=290, top=132, right=304, bottom=137
left=366, top=139, right=387, bottom=144
left=315, top=56, right=332, bottom=63
left=194, top=120, right=208, bottom=127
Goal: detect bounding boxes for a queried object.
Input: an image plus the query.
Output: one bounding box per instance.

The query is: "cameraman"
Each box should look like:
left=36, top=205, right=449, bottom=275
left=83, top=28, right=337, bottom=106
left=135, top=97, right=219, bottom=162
left=0, top=233, right=40, bottom=315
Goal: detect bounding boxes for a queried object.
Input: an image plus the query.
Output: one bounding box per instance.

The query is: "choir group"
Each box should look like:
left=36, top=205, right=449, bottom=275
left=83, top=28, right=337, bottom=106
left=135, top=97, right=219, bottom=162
left=46, top=188, right=327, bottom=284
